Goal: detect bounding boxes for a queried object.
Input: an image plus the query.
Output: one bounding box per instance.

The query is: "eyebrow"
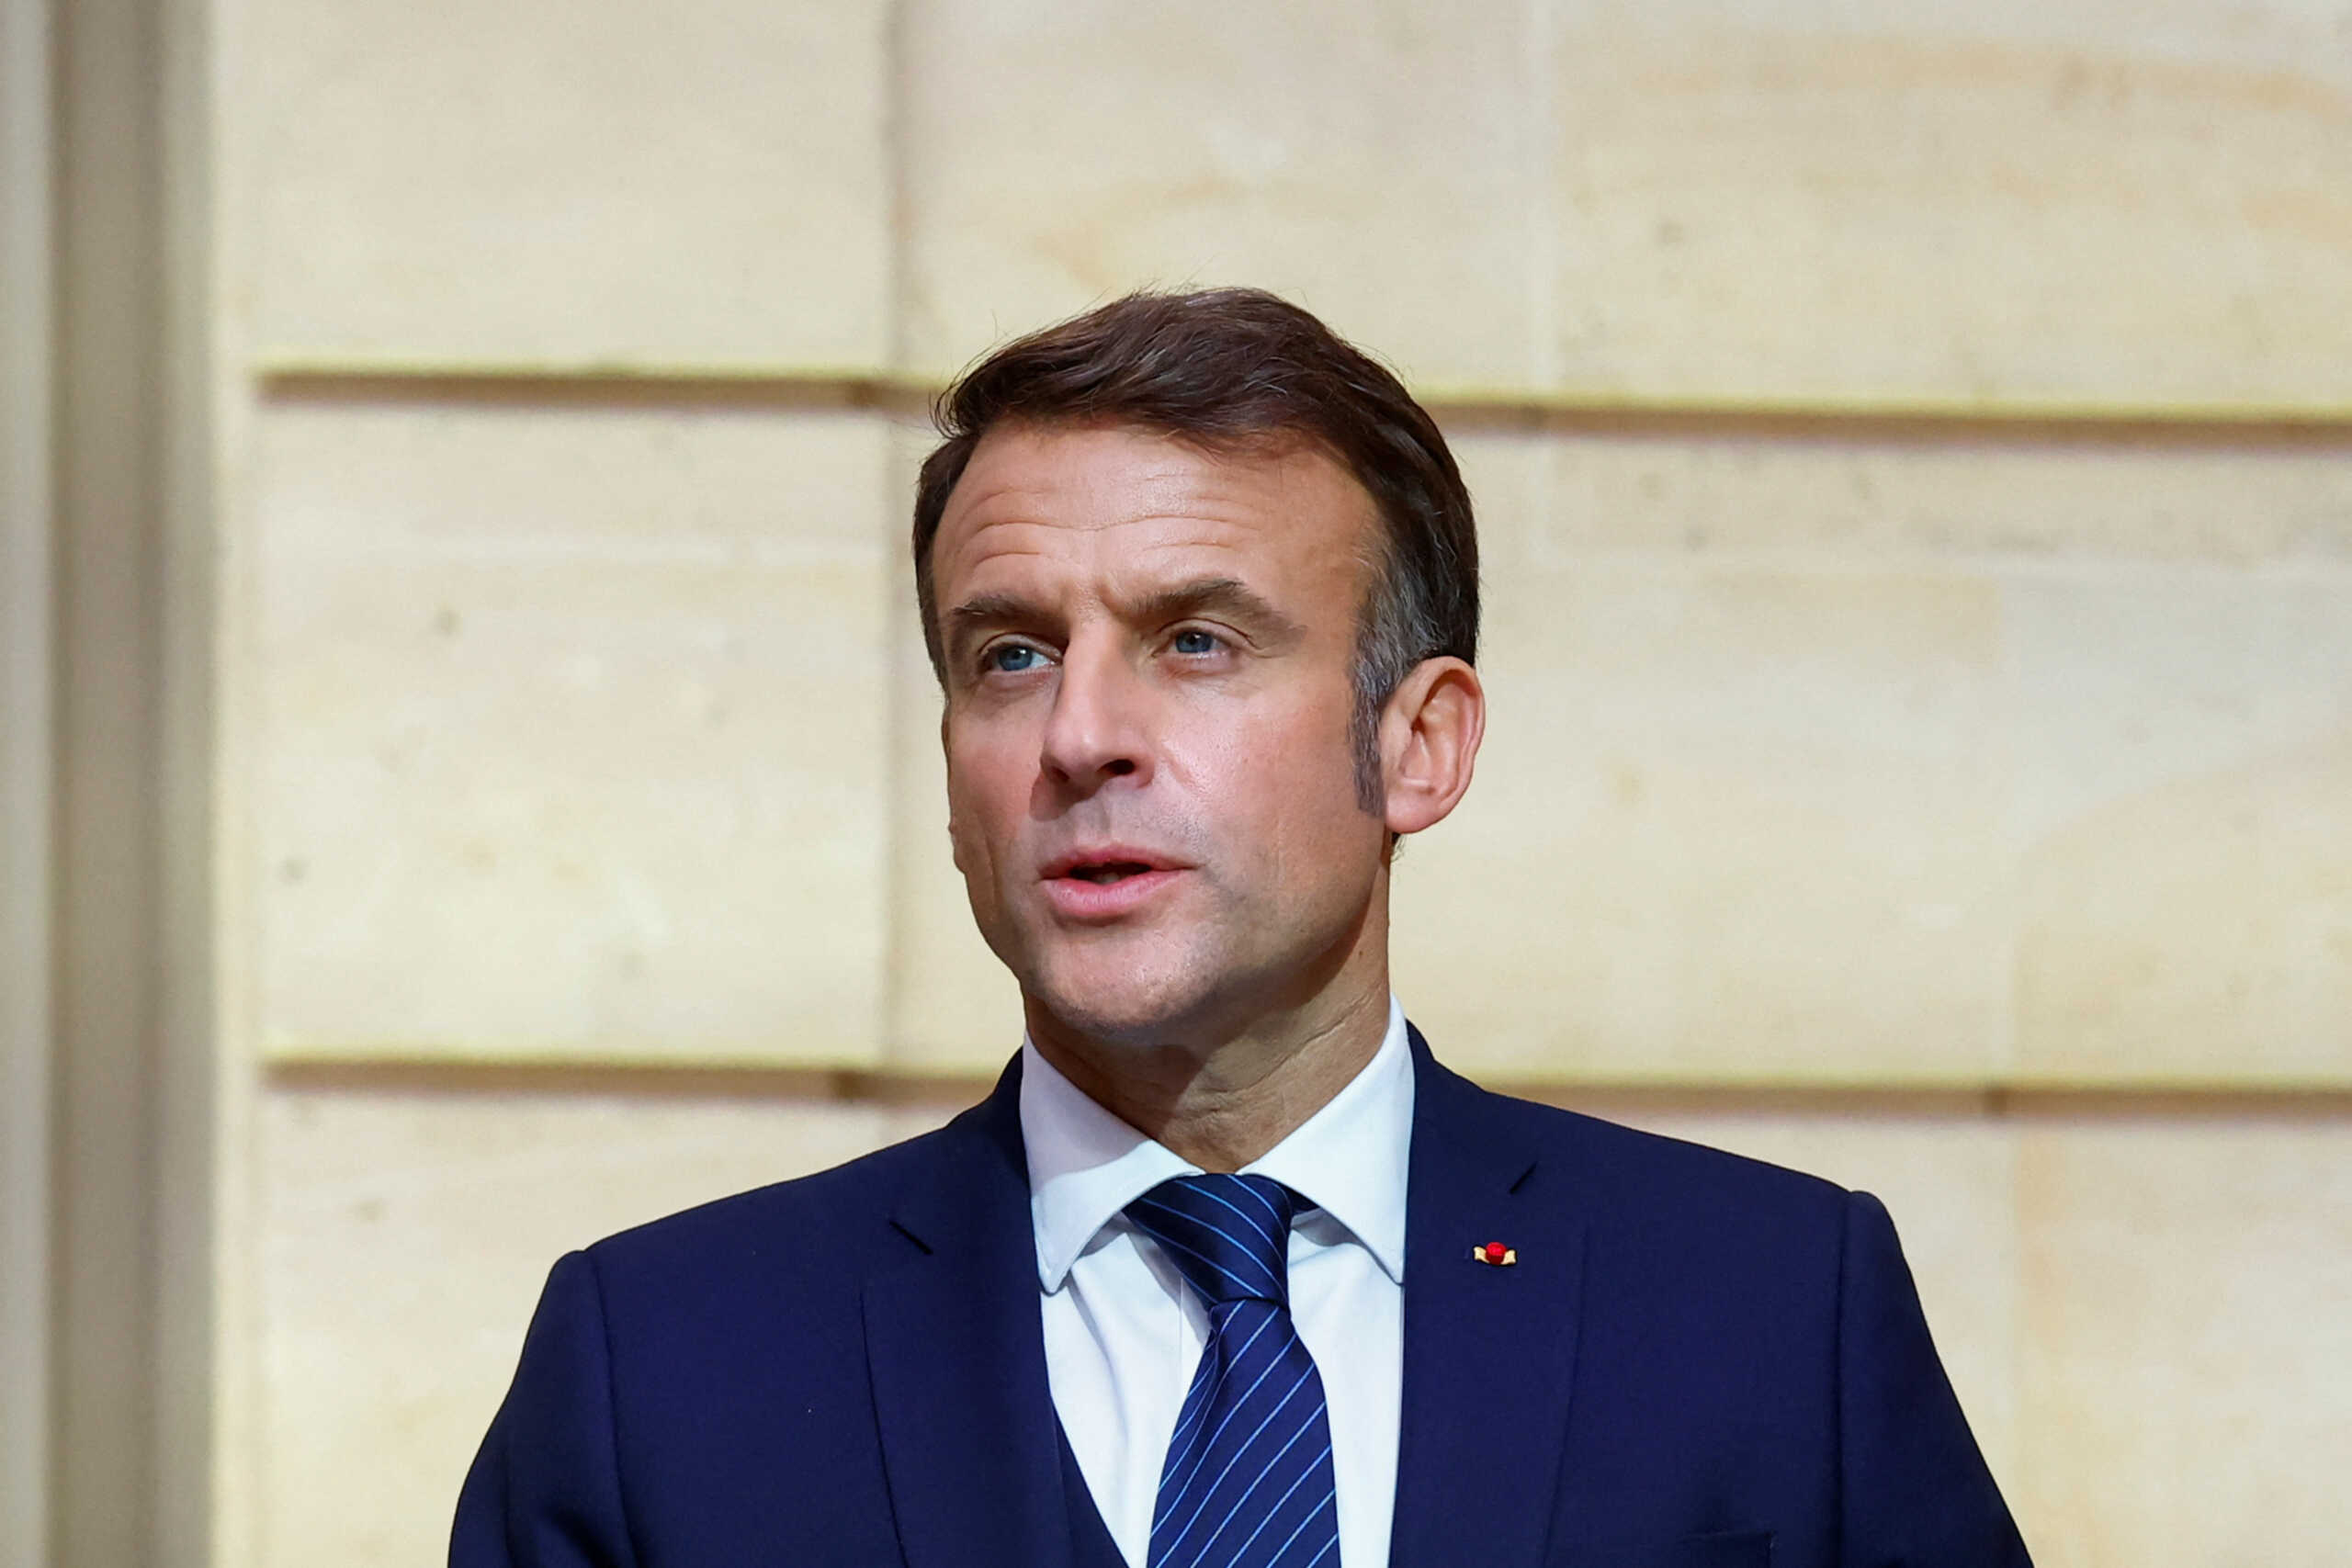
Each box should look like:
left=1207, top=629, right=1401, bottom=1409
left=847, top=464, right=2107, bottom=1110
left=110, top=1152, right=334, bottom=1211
left=1125, top=577, right=1304, bottom=641
left=945, top=591, right=1049, bottom=640
left=944, top=575, right=1306, bottom=658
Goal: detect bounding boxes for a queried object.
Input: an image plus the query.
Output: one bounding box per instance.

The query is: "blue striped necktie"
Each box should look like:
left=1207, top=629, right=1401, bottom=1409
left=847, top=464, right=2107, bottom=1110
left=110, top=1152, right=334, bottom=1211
left=1124, top=1174, right=1340, bottom=1568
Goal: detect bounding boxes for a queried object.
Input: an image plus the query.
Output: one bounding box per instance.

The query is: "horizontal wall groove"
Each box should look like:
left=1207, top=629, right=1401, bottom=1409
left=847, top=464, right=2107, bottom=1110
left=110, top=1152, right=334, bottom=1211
left=254, top=359, right=2352, bottom=443
left=261, top=1057, right=2352, bottom=1119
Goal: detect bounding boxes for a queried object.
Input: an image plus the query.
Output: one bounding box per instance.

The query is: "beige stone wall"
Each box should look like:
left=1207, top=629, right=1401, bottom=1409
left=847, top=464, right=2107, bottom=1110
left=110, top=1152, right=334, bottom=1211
left=202, top=2, right=2352, bottom=1565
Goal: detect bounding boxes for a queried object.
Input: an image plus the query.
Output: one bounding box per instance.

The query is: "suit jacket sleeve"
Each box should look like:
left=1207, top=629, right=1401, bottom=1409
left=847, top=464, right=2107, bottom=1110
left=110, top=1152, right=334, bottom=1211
left=1838, top=1190, right=2032, bottom=1566
left=450, top=1250, right=642, bottom=1568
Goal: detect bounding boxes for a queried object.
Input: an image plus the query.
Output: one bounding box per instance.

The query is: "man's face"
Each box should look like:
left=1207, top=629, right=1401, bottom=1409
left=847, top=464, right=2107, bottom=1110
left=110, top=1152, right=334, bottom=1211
left=931, top=421, right=1392, bottom=1048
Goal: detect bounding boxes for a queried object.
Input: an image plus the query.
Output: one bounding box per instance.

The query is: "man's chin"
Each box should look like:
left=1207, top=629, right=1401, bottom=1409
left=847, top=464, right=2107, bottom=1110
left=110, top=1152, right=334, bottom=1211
left=1018, top=951, right=1229, bottom=1052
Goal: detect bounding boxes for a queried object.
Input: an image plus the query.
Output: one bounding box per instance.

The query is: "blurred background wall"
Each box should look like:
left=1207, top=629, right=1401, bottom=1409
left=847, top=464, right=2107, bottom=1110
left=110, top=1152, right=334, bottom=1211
left=5, top=1, right=2350, bottom=1564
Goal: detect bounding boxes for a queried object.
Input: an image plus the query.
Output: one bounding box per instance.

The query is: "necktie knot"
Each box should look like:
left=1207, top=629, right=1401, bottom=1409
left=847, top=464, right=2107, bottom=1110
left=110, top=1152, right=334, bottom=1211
left=1125, top=1173, right=1298, bottom=1308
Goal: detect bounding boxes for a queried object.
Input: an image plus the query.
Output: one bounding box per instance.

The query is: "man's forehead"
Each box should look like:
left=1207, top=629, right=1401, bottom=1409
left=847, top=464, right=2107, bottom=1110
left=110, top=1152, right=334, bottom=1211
left=946, top=536, right=1260, bottom=625
left=935, top=421, right=1374, bottom=578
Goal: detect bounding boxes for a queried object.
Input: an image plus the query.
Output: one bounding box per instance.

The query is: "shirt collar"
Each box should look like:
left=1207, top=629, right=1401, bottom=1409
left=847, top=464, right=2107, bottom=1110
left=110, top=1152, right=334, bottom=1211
left=1020, top=996, right=1414, bottom=1292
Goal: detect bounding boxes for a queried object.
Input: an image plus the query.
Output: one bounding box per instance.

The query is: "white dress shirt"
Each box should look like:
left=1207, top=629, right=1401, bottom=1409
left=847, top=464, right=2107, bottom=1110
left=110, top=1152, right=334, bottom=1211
left=1021, top=997, right=1413, bottom=1568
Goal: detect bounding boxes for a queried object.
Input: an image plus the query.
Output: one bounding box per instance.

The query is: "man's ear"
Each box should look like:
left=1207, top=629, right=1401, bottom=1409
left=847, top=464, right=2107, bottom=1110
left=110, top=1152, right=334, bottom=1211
left=1377, top=657, right=1485, bottom=837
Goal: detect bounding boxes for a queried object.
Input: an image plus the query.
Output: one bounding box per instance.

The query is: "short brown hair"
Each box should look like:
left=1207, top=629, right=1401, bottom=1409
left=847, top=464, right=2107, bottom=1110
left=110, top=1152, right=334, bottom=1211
left=911, top=288, right=1479, bottom=809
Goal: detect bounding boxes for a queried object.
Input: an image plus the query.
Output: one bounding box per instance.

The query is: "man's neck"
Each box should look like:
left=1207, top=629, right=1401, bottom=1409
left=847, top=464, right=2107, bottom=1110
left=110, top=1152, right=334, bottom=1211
left=1025, top=977, right=1392, bottom=1173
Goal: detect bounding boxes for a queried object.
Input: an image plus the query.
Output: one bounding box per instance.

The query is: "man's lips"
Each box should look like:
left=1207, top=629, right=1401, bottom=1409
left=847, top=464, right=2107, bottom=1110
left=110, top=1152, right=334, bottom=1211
left=1037, top=848, right=1189, bottom=919
left=1038, top=846, right=1186, bottom=881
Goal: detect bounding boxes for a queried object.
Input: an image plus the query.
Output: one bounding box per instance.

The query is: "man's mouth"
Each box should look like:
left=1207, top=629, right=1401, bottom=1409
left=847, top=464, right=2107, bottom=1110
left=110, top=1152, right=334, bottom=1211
left=1064, top=861, right=1158, bottom=886
left=1038, top=849, right=1186, bottom=904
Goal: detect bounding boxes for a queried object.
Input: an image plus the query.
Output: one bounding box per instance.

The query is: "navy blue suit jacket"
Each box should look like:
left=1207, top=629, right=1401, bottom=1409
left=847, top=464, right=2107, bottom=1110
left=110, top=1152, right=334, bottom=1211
left=452, top=1030, right=2030, bottom=1567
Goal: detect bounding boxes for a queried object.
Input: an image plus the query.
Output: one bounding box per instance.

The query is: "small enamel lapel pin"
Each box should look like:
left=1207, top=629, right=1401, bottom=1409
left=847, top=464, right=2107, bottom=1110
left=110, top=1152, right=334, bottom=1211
left=1471, top=1240, right=1517, bottom=1266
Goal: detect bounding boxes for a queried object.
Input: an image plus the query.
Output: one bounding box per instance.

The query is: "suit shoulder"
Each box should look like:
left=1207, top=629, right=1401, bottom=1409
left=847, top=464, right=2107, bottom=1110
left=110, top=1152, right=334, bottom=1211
left=580, top=1111, right=972, bottom=1283
left=1476, top=1085, right=1851, bottom=1224
left=1453, top=1086, right=1864, bottom=1314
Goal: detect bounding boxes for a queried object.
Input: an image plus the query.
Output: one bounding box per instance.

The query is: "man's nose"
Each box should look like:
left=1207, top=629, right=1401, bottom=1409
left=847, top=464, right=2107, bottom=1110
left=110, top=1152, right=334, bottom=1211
left=1039, top=641, right=1151, bottom=793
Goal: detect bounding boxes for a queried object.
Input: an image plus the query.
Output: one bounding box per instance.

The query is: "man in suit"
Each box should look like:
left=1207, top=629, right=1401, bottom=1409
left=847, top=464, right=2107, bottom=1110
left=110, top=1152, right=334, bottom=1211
left=452, top=288, right=2030, bottom=1567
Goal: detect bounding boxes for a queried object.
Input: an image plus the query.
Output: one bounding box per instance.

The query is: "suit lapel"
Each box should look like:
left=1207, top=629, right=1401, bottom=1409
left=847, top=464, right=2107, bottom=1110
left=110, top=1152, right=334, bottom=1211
left=1388, top=1027, right=1588, bottom=1568
left=864, top=1056, right=1076, bottom=1568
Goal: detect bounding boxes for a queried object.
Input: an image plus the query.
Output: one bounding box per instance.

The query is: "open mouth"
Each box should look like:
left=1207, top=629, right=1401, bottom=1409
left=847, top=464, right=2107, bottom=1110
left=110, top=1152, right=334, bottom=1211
left=1064, top=861, right=1158, bottom=886
left=1039, top=852, right=1181, bottom=917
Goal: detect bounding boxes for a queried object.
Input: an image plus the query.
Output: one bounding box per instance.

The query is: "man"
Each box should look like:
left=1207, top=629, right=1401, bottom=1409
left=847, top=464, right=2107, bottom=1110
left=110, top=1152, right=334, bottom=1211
left=452, top=289, right=2030, bottom=1567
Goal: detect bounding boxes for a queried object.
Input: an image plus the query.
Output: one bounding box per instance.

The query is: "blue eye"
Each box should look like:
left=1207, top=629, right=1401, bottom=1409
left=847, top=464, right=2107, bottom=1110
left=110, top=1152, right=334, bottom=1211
left=988, top=644, right=1044, bottom=674
left=1171, top=628, right=1219, bottom=656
